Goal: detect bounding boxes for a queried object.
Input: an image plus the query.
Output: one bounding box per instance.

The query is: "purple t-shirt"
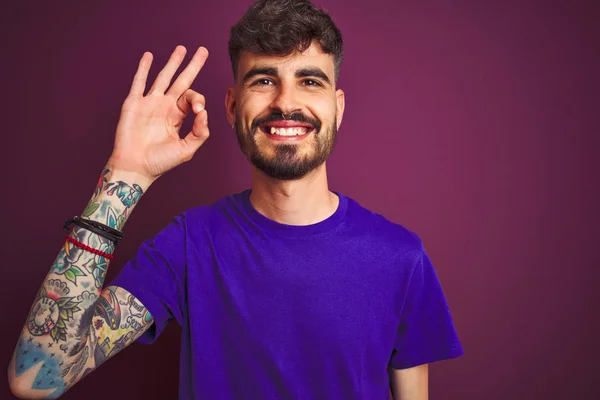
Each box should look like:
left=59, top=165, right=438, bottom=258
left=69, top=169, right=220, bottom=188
left=110, top=190, right=463, bottom=399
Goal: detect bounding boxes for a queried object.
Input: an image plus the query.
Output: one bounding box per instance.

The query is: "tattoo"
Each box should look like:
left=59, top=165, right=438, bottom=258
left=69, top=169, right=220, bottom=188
left=62, top=347, right=88, bottom=385
left=13, top=170, right=151, bottom=395
left=50, top=169, right=143, bottom=287
left=96, top=287, right=121, bottom=330
left=76, top=303, right=97, bottom=337
left=51, top=224, right=111, bottom=288
left=111, top=331, right=134, bottom=353
left=27, top=295, right=58, bottom=337
left=94, top=168, right=110, bottom=198
left=87, top=287, right=153, bottom=368
left=82, top=202, right=100, bottom=219
left=27, top=281, right=82, bottom=342
left=105, top=181, right=143, bottom=209
left=81, top=240, right=112, bottom=289
left=50, top=228, right=87, bottom=285
left=80, top=207, right=118, bottom=288
left=14, top=336, right=66, bottom=395
left=15, top=289, right=150, bottom=397
left=127, top=294, right=144, bottom=318
left=124, top=294, right=152, bottom=330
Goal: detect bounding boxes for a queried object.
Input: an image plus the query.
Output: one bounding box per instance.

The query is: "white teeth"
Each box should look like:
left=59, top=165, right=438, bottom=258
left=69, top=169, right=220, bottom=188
left=269, top=127, right=308, bottom=136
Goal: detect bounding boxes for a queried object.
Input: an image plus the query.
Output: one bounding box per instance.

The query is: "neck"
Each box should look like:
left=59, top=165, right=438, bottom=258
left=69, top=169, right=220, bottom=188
left=249, top=163, right=339, bottom=226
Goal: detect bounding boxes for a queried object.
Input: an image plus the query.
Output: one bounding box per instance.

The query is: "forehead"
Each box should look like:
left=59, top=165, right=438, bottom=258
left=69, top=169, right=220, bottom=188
left=237, top=42, right=335, bottom=79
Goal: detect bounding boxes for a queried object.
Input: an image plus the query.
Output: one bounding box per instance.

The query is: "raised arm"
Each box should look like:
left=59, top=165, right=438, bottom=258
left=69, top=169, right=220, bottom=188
left=8, top=169, right=151, bottom=399
left=9, top=45, right=210, bottom=399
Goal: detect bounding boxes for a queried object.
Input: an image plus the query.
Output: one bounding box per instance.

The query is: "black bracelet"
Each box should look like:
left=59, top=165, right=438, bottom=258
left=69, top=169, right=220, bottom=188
left=64, top=216, right=123, bottom=244
left=63, top=216, right=123, bottom=245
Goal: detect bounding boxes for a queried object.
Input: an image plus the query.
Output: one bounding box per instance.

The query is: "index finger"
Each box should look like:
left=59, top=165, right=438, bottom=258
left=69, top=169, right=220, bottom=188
left=128, top=51, right=153, bottom=97
left=166, top=47, right=209, bottom=98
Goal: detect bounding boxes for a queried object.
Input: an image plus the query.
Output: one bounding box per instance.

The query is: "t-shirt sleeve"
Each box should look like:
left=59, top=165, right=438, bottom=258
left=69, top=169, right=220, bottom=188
left=389, top=244, right=464, bottom=369
left=108, top=215, right=187, bottom=344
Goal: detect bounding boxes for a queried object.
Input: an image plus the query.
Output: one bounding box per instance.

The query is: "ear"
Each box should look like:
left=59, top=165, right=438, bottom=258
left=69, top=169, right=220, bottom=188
left=225, top=86, right=236, bottom=127
left=335, top=89, right=345, bottom=130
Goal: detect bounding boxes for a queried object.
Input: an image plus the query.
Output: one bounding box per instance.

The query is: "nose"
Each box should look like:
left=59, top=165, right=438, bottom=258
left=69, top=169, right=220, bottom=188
left=269, top=81, right=302, bottom=116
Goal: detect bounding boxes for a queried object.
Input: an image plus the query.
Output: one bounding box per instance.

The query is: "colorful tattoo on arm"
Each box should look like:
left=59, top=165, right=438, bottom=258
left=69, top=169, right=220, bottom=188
left=105, top=181, right=143, bottom=209
left=14, top=280, right=97, bottom=398
left=14, top=335, right=66, bottom=398
left=14, top=286, right=153, bottom=398
left=12, top=168, right=149, bottom=397
left=49, top=169, right=145, bottom=287
left=94, top=167, right=110, bottom=197
left=26, top=280, right=81, bottom=342
left=71, top=287, right=154, bottom=369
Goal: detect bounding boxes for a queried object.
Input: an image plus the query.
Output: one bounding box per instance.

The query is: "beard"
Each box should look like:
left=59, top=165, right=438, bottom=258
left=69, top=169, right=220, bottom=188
left=234, top=111, right=338, bottom=181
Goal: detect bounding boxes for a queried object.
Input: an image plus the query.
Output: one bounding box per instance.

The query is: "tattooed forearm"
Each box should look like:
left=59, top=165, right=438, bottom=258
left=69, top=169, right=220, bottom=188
left=50, top=167, right=146, bottom=288
left=50, top=168, right=146, bottom=288
left=12, top=286, right=153, bottom=398
left=81, top=287, right=154, bottom=369
left=9, top=167, right=152, bottom=398
left=13, top=279, right=99, bottom=398
left=27, top=280, right=82, bottom=341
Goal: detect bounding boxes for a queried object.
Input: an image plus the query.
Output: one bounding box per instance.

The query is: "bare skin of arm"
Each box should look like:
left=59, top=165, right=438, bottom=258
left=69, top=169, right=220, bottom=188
left=388, top=364, right=429, bottom=400
left=8, top=45, right=210, bottom=399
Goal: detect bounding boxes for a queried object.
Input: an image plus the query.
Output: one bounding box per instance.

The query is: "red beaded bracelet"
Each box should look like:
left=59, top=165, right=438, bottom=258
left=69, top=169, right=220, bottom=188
left=63, top=236, right=115, bottom=260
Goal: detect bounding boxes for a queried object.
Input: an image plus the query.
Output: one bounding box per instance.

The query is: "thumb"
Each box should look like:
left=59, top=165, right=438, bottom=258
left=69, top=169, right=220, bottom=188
left=181, top=109, right=210, bottom=160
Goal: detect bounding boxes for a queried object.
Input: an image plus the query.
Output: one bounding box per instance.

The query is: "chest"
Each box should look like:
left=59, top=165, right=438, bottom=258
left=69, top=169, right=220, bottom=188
left=187, top=231, right=403, bottom=350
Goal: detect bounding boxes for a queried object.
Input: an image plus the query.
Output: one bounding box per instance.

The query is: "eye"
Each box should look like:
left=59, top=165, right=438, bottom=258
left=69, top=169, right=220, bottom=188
left=303, top=79, right=322, bottom=87
left=252, top=78, right=273, bottom=86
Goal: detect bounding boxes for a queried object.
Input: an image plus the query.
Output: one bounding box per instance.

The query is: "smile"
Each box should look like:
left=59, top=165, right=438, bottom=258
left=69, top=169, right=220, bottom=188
left=267, top=127, right=309, bottom=136
left=259, top=121, right=316, bottom=138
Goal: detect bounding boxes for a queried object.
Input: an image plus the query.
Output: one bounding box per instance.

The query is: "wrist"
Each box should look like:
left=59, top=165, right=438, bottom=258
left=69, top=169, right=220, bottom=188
left=102, top=161, right=156, bottom=191
left=81, top=166, right=149, bottom=230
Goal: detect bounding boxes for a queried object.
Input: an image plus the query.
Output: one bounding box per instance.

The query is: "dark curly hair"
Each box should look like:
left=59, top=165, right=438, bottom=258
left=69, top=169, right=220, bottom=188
left=228, top=0, right=344, bottom=81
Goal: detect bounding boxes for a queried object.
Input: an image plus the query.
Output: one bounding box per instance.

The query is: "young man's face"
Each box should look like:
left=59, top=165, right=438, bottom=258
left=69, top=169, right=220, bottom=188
left=226, top=42, right=345, bottom=180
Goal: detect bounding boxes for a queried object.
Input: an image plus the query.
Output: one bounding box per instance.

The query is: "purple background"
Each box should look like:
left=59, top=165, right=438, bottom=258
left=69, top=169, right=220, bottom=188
left=2, top=0, right=599, bottom=399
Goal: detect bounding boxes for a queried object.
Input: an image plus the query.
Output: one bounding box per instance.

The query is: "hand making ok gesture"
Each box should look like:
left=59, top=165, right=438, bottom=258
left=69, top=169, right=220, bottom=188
left=108, top=46, right=210, bottom=182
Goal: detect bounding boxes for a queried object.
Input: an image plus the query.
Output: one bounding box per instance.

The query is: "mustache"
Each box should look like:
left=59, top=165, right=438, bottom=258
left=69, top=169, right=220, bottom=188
left=250, top=112, right=321, bottom=133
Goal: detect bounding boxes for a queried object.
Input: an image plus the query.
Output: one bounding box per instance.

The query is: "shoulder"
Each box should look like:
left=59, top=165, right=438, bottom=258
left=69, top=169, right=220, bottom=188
left=177, top=190, right=249, bottom=232
left=342, top=193, right=424, bottom=257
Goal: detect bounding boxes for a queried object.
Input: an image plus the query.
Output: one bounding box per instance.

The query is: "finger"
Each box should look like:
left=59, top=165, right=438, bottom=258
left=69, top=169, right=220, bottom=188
left=167, top=47, right=209, bottom=98
left=128, top=52, right=153, bottom=97
left=176, top=89, right=206, bottom=115
left=147, top=46, right=187, bottom=95
left=181, top=110, right=210, bottom=160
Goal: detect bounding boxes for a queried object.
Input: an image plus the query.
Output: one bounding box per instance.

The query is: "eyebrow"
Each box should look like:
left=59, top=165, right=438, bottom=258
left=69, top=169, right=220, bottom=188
left=295, top=68, right=331, bottom=85
left=241, top=66, right=332, bottom=86
left=242, top=66, right=278, bottom=84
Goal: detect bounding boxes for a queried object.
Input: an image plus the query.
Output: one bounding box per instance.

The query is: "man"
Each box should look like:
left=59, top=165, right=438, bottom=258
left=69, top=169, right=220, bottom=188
left=9, top=0, right=463, bottom=398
